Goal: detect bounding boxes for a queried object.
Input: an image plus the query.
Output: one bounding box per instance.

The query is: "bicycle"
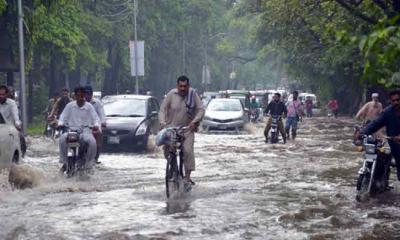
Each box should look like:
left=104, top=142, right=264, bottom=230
left=158, top=126, right=191, bottom=198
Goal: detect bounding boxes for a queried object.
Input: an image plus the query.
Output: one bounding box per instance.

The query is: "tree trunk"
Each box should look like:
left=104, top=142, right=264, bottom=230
left=102, top=42, right=118, bottom=95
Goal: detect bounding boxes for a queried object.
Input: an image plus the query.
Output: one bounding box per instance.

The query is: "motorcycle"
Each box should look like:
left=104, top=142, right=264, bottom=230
left=61, top=127, right=92, bottom=178
left=355, top=133, right=393, bottom=201
left=45, top=116, right=61, bottom=139
left=250, top=109, right=259, bottom=123
left=269, top=115, right=281, bottom=144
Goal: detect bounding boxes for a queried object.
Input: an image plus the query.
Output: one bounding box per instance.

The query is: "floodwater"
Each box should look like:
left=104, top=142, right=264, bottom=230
left=1, top=117, right=400, bottom=240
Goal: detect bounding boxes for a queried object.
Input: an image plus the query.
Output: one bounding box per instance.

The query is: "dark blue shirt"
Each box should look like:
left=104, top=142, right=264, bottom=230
left=362, top=105, right=400, bottom=137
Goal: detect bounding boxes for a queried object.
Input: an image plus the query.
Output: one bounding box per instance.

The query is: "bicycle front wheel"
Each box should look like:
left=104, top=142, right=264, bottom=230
left=165, top=154, right=179, bottom=198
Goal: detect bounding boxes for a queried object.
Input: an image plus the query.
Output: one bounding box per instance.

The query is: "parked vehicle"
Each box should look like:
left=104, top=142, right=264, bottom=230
left=102, top=95, right=160, bottom=151
left=93, top=91, right=102, bottom=100
left=201, top=91, right=220, bottom=106
left=0, top=113, right=21, bottom=170
left=354, top=132, right=393, bottom=201
left=288, top=92, right=321, bottom=116
left=225, top=90, right=251, bottom=109
left=202, top=98, right=247, bottom=132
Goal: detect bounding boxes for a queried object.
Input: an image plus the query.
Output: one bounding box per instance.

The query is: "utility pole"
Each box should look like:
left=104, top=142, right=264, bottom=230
left=18, top=0, right=27, bottom=134
left=133, top=0, right=139, bottom=94
left=182, top=30, right=186, bottom=73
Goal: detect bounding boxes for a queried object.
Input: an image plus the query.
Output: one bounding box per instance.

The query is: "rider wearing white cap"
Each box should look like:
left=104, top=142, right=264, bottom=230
left=356, top=92, right=383, bottom=122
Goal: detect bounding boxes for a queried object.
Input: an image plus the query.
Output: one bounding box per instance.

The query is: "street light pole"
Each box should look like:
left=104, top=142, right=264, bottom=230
left=18, top=0, right=27, bottom=134
left=204, top=31, right=208, bottom=91
left=133, top=0, right=139, bottom=94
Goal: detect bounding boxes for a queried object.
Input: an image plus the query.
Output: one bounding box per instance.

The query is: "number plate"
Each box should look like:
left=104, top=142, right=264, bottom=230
left=108, top=136, right=120, bottom=144
left=219, top=125, right=227, bottom=130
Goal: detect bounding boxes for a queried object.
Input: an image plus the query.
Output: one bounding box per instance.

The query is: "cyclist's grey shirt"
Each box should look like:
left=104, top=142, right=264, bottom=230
left=58, top=101, right=100, bottom=129
left=159, top=89, right=205, bottom=127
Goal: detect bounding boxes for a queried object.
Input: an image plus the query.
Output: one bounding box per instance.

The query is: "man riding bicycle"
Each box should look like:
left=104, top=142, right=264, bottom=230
left=264, top=92, right=287, bottom=143
left=58, top=86, right=100, bottom=173
left=159, top=76, right=205, bottom=185
left=361, top=89, right=400, bottom=181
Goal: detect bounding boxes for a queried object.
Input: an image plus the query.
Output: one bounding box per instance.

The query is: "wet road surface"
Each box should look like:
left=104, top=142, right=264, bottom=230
left=1, top=117, right=400, bottom=240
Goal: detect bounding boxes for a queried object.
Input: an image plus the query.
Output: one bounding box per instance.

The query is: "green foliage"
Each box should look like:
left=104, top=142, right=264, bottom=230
left=0, top=0, right=6, bottom=14
left=359, top=17, right=400, bottom=87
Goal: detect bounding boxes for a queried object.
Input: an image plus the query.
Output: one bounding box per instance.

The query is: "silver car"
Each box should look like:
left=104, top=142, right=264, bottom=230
left=202, top=98, right=247, bottom=132
left=0, top=113, right=21, bottom=169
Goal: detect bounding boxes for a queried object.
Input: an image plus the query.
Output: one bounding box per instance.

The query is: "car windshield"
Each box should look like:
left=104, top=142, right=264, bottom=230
left=104, top=99, right=146, bottom=117
left=207, top=100, right=242, bottom=111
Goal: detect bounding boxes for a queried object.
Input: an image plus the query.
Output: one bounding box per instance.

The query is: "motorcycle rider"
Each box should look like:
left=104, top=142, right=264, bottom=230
left=84, top=85, right=106, bottom=164
left=0, top=85, right=26, bottom=157
left=249, top=95, right=261, bottom=121
left=361, top=89, right=400, bottom=181
left=285, top=90, right=303, bottom=140
left=264, top=93, right=287, bottom=143
left=356, top=93, right=383, bottom=122
left=58, top=86, right=100, bottom=173
left=327, top=99, right=339, bottom=118
left=44, top=92, right=59, bottom=135
left=49, top=88, right=72, bottom=120
left=159, top=75, right=205, bottom=185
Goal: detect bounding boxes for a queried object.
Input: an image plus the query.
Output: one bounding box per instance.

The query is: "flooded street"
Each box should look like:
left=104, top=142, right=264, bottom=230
left=1, top=117, right=400, bottom=240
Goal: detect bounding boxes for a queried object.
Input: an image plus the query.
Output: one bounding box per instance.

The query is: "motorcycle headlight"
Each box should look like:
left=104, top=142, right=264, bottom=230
left=67, top=132, right=79, bottom=142
left=136, top=123, right=147, bottom=136
left=364, top=144, right=376, bottom=154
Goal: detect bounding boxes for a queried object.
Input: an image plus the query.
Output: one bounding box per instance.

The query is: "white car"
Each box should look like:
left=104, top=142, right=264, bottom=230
left=0, top=113, right=22, bottom=170
left=202, top=98, right=248, bottom=132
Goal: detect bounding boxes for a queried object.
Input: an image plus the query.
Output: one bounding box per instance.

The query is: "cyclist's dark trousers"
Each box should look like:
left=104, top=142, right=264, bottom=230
left=389, top=140, right=400, bottom=181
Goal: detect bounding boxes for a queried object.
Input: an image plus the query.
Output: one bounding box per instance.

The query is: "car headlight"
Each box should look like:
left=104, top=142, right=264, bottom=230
left=235, top=117, right=245, bottom=121
left=136, top=123, right=147, bottom=136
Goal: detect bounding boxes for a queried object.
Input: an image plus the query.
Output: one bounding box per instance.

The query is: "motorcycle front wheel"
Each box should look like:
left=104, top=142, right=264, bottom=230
left=356, top=173, right=372, bottom=201
left=270, top=131, right=278, bottom=144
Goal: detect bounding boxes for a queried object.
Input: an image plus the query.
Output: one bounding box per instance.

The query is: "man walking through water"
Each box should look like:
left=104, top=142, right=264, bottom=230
left=285, top=90, right=303, bottom=140
left=159, top=76, right=205, bottom=185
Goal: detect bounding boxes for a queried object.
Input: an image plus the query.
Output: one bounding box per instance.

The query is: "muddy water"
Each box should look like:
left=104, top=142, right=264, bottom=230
left=1, top=117, right=400, bottom=240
